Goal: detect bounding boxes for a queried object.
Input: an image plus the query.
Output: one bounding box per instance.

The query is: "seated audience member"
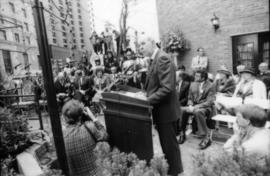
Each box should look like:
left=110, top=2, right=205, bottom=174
left=233, top=66, right=267, bottom=100
left=258, top=62, right=270, bottom=95
left=177, top=65, right=194, bottom=82
left=213, top=67, right=236, bottom=96
left=93, top=67, right=108, bottom=92
left=55, top=72, right=69, bottom=95
left=62, top=100, right=108, bottom=176
left=179, top=70, right=214, bottom=149
left=176, top=72, right=191, bottom=106
left=103, top=53, right=111, bottom=73
left=233, top=64, right=245, bottom=84
left=208, top=73, right=214, bottom=83
left=224, top=104, right=270, bottom=158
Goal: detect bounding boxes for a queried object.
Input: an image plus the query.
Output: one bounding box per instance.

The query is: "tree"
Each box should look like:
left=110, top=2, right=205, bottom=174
left=119, top=0, right=137, bottom=54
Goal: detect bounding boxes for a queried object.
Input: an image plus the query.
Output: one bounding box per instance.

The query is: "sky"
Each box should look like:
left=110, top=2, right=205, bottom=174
left=92, top=0, right=160, bottom=41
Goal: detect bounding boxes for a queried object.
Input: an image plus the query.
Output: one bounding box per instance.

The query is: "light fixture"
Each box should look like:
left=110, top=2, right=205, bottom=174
left=211, top=13, right=220, bottom=31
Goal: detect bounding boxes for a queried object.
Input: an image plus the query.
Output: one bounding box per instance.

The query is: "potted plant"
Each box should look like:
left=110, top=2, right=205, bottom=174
left=161, top=26, right=190, bottom=67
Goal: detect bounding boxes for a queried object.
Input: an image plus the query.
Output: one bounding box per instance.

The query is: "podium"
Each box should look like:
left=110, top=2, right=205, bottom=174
left=102, top=91, right=153, bottom=161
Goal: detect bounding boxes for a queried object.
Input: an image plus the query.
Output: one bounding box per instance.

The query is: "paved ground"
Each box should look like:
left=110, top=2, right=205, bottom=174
left=28, top=113, right=223, bottom=176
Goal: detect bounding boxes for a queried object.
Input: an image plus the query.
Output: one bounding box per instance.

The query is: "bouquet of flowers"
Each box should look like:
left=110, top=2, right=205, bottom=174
left=162, top=27, right=190, bottom=53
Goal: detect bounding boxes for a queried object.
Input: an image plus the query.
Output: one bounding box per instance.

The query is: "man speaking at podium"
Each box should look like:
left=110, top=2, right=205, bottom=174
left=139, top=37, right=183, bottom=175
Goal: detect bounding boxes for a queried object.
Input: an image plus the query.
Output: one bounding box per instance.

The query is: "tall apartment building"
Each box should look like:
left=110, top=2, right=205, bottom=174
left=0, top=0, right=40, bottom=81
left=42, top=0, right=95, bottom=53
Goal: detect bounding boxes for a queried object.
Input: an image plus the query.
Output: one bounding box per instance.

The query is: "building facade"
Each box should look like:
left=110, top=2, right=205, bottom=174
left=156, top=0, right=269, bottom=73
left=0, top=0, right=40, bottom=81
left=42, top=0, right=95, bottom=53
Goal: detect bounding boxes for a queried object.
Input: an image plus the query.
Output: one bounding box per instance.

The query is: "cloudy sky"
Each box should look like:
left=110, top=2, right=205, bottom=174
left=92, top=0, right=160, bottom=41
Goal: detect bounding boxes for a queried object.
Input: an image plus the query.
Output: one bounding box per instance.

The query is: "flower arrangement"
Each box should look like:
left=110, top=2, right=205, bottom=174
left=193, top=148, right=270, bottom=176
left=161, top=26, right=190, bottom=53
left=94, top=142, right=169, bottom=176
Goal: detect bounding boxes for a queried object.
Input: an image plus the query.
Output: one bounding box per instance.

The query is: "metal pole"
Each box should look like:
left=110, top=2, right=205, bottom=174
left=32, top=1, right=69, bottom=175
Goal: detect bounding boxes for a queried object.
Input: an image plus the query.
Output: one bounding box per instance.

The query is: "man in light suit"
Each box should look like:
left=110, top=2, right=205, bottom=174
left=191, top=47, right=208, bottom=71
left=139, top=37, right=183, bottom=176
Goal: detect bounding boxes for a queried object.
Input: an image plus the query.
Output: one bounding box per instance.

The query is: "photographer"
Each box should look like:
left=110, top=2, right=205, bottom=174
left=62, top=100, right=108, bottom=176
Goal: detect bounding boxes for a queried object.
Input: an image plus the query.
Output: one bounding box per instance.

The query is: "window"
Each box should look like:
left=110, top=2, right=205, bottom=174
left=80, top=39, right=84, bottom=43
left=79, top=27, right=83, bottom=32
left=53, top=38, right=57, bottom=43
left=79, top=21, right=82, bottom=26
left=71, top=20, right=74, bottom=25
left=64, top=44, right=68, bottom=48
left=49, top=5, right=53, bottom=11
left=73, top=39, right=76, bottom=43
left=63, top=39, right=67, bottom=43
left=52, top=32, right=56, bottom=37
left=78, top=15, right=82, bottom=19
left=69, top=14, right=73, bottom=18
left=2, top=50, right=13, bottom=74
left=0, top=30, right=7, bottom=40
left=22, top=8, right=27, bottom=17
left=80, top=33, right=83, bottom=37
left=60, top=13, right=65, bottom=18
left=62, top=32, right=66, bottom=37
left=77, top=2, right=81, bottom=7
left=14, top=33, right=20, bottom=42
left=24, top=23, right=29, bottom=32
left=62, top=26, right=65, bottom=31
left=51, top=18, right=55, bottom=24
left=78, top=9, right=81, bottom=13
left=52, top=25, right=56, bottom=31
left=9, top=2, right=15, bottom=13
left=81, top=45, right=84, bottom=49
left=72, top=33, right=75, bottom=37
left=21, top=0, right=25, bottom=3
left=26, top=36, right=31, bottom=44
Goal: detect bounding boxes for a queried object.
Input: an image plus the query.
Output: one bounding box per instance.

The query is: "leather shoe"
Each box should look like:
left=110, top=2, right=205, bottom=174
left=199, top=138, right=212, bottom=150
left=178, top=131, right=186, bottom=144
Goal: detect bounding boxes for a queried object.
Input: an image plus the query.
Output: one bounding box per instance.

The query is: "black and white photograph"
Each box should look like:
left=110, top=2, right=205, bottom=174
left=0, top=0, right=269, bottom=175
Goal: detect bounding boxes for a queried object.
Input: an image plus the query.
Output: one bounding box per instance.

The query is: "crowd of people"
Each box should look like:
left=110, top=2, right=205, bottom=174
left=2, top=34, right=269, bottom=175
left=53, top=37, right=270, bottom=175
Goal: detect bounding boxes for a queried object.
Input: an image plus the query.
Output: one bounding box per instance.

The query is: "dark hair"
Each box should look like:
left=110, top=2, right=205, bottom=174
left=195, top=70, right=208, bottom=81
left=197, top=47, right=204, bottom=52
left=178, top=65, right=186, bottom=71
left=234, top=104, right=267, bottom=128
left=62, top=100, right=83, bottom=124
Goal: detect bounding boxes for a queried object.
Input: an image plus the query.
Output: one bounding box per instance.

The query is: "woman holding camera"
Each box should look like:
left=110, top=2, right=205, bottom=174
left=62, top=100, right=108, bottom=176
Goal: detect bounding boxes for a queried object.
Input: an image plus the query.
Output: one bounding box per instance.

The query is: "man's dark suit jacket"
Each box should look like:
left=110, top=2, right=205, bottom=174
left=177, top=81, right=190, bottom=106
left=188, top=80, right=214, bottom=110
left=74, top=76, right=94, bottom=91
left=145, top=50, right=180, bottom=124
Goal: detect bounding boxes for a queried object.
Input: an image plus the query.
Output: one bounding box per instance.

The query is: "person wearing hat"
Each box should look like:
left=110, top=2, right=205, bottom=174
left=213, top=67, right=236, bottom=96
left=258, top=62, right=270, bottom=95
left=233, top=66, right=267, bottom=100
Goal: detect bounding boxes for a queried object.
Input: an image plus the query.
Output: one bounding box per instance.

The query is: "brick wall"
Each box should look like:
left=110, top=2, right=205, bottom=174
left=156, top=0, right=269, bottom=73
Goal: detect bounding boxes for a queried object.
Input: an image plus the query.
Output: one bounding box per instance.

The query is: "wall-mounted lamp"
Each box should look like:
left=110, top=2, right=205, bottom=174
left=211, top=13, right=220, bottom=31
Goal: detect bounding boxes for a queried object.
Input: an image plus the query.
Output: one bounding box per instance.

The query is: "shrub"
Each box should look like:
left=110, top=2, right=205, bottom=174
left=94, top=142, right=169, bottom=176
left=193, top=148, right=270, bottom=176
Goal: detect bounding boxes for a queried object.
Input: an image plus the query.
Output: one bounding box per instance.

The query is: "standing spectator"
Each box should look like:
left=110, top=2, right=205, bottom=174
left=258, top=62, right=270, bottom=96
left=191, top=47, right=208, bottom=71
left=113, top=30, right=121, bottom=55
